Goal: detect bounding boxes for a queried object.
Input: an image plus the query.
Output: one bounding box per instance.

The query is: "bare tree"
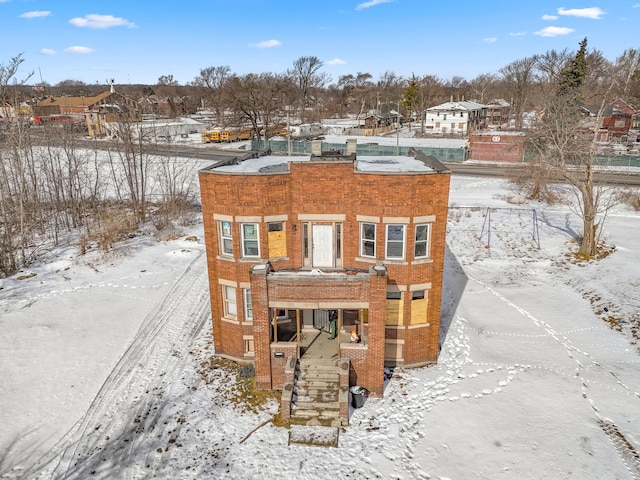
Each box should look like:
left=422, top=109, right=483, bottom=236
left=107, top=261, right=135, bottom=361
left=226, top=72, right=289, bottom=143
left=468, top=73, right=498, bottom=104
left=500, top=56, right=538, bottom=129
left=193, top=65, right=231, bottom=125
left=110, top=121, right=151, bottom=223
left=613, top=48, right=640, bottom=104
left=376, top=71, right=404, bottom=110
left=288, top=56, right=325, bottom=123
left=527, top=38, right=617, bottom=258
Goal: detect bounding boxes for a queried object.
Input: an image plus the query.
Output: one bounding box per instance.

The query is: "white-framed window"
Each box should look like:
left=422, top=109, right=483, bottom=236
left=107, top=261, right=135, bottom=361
left=223, top=285, right=237, bottom=317
left=219, top=220, right=233, bottom=256
left=414, top=224, right=431, bottom=259
left=385, top=224, right=406, bottom=260
left=241, top=223, right=260, bottom=258
left=243, top=288, right=252, bottom=322
left=360, top=222, right=376, bottom=258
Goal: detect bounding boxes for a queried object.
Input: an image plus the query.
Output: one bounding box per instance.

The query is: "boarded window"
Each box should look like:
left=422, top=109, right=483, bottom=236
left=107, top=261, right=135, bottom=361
left=267, top=222, right=286, bottom=258
left=410, top=290, right=428, bottom=325
left=385, top=291, right=403, bottom=326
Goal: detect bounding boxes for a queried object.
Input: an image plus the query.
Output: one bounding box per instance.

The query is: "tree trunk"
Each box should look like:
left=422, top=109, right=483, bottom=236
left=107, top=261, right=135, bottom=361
left=577, top=166, right=598, bottom=257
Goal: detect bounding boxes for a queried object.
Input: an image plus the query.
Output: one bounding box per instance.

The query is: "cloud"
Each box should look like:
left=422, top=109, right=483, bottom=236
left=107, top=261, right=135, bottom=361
left=326, top=58, right=347, bottom=65
left=634, top=3, right=640, bottom=7
left=534, top=26, right=575, bottom=37
left=356, top=0, right=393, bottom=11
left=483, top=37, right=497, bottom=43
left=557, top=7, right=606, bottom=19
left=509, top=31, right=527, bottom=36
left=252, top=39, right=282, bottom=48
left=40, top=48, right=56, bottom=55
left=542, top=14, right=559, bottom=20
left=69, top=14, right=136, bottom=29
left=64, top=46, right=94, bottom=54
left=19, top=11, right=51, bottom=18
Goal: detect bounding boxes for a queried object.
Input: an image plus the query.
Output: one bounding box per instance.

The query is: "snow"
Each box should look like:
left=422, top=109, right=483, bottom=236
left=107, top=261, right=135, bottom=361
left=211, top=154, right=434, bottom=173
left=2, top=173, right=640, bottom=479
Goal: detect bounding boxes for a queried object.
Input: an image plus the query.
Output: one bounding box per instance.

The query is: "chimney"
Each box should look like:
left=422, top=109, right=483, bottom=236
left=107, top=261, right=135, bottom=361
left=311, top=140, right=322, bottom=156
left=346, top=138, right=357, bottom=156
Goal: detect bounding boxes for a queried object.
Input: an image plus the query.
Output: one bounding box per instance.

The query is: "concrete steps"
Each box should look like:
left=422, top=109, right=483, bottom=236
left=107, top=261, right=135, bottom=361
left=290, top=358, right=342, bottom=429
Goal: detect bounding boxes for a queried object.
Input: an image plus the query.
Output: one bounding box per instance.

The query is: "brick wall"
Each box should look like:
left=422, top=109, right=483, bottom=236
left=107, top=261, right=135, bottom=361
left=469, top=133, right=525, bottom=162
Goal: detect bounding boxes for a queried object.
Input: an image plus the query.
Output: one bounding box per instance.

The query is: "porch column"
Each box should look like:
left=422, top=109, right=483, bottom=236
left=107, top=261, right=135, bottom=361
left=250, top=263, right=272, bottom=390
left=366, top=264, right=388, bottom=397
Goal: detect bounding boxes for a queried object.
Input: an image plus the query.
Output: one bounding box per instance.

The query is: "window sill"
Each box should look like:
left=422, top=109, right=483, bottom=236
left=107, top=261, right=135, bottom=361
left=216, top=255, right=236, bottom=262
left=221, top=316, right=240, bottom=325
left=383, top=259, right=409, bottom=265
left=411, top=258, right=434, bottom=265
left=269, top=256, right=290, bottom=262
left=355, top=256, right=377, bottom=263
left=408, top=323, right=430, bottom=329
left=239, top=257, right=262, bottom=263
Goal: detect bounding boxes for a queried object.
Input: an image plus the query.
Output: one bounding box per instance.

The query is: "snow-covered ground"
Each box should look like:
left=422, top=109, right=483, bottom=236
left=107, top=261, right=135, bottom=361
left=1, top=173, right=640, bottom=479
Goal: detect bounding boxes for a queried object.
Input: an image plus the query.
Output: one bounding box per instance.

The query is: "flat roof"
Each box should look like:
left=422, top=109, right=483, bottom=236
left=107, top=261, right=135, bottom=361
left=209, top=154, right=438, bottom=174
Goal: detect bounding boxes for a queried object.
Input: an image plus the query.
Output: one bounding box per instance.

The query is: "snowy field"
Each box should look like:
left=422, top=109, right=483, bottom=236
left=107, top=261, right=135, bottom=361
left=1, top=174, right=640, bottom=480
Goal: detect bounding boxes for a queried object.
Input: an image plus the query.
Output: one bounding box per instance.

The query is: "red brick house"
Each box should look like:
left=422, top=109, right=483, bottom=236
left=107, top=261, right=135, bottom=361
left=587, top=99, right=636, bottom=141
left=198, top=139, right=450, bottom=421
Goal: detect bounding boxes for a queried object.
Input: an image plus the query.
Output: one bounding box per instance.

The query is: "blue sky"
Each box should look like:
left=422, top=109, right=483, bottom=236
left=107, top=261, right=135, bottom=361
left=1, top=0, right=638, bottom=86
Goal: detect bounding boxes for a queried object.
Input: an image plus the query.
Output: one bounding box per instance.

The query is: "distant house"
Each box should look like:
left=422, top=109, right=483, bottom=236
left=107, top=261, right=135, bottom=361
left=137, top=95, right=185, bottom=118
left=484, top=99, right=511, bottom=129
left=33, top=88, right=139, bottom=134
left=33, top=90, right=135, bottom=118
left=85, top=103, right=142, bottom=138
left=424, top=101, right=486, bottom=135
left=586, top=99, right=636, bottom=141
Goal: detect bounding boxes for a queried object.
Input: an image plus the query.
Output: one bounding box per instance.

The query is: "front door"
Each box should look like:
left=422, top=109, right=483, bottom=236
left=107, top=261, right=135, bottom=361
left=313, top=310, right=330, bottom=332
left=312, top=224, right=333, bottom=267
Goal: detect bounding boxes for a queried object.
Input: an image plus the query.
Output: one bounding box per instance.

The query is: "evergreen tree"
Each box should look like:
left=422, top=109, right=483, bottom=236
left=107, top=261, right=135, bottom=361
left=558, top=37, right=588, bottom=99
left=401, top=74, right=420, bottom=127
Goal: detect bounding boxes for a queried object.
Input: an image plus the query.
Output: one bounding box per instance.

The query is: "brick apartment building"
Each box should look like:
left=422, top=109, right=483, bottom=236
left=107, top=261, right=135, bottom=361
left=198, top=140, right=451, bottom=398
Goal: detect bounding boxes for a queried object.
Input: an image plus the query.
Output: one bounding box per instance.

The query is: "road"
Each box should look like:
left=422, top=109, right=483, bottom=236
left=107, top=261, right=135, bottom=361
left=443, top=162, right=640, bottom=187
left=73, top=140, right=640, bottom=187
left=156, top=144, right=640, bottom=187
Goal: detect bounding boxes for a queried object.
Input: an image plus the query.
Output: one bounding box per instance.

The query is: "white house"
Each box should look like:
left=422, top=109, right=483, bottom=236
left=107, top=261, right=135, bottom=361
left=424, top=101, right=486, bottom=135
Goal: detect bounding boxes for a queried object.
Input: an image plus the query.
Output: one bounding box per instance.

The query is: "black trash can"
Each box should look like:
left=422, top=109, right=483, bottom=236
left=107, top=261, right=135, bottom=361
left=350, top=386, right=368, bottom=408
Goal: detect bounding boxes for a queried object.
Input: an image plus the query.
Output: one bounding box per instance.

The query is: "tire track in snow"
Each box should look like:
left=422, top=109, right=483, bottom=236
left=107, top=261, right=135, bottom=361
left=22, top=249, right=208, bottom=480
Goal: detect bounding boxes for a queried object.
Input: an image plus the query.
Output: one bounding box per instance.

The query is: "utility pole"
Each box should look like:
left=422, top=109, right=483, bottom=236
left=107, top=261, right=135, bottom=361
left=396, top=99, right=400, bottom=155
left=287, top=109, right=291, bottom=156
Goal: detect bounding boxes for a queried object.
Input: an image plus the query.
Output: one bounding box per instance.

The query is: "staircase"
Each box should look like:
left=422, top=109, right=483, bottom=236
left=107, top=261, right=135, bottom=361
left=290, top=358, right=342, bottom=428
